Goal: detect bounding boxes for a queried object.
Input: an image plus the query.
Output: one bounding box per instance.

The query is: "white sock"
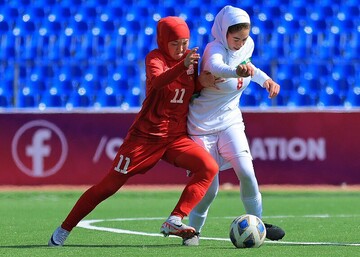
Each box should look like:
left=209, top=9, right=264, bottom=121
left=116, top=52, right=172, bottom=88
left=241, top=193, right=263, bottom=218
left=167, top=215, right=182, bottom=224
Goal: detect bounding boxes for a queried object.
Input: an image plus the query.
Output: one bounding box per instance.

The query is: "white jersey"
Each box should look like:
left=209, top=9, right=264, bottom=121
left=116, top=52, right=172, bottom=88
left=187, top=5, right=265, bottom=233
left=188, top=37, right=270, bottom=136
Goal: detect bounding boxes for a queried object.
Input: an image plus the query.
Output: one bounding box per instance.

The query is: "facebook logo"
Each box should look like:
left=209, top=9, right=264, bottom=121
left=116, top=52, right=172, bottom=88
left=12, top=120, right=68, bottom=178
left=26, top=129, right=52, bottom=176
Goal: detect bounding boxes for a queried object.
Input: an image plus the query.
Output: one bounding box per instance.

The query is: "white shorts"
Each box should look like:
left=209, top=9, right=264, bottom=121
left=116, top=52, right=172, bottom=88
left=190, top=122, right=252, bottom=171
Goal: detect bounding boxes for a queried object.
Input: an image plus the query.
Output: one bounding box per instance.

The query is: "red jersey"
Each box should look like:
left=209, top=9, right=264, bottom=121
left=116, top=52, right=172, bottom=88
left=127, top=17, right=202, bottom=140
left=128, top=49, right=198, bottom=139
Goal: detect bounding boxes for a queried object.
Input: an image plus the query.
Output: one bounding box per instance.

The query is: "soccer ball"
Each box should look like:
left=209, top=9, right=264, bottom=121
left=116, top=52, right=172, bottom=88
left=229, top=214, right=266, bottom=248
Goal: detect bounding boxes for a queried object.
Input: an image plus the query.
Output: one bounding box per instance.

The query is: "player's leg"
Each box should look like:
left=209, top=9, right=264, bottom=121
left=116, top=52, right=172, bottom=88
left=233, top=155, right=263, bottom=217
left=48, top=139, right=164, bottom=246
left=187, top=174, right=219, bottom=232
left=219, top=124, right=285, bottom=240
left=183, top=174, right=219, bottom=246
left=186, top=134, right=221, bottom=233
left=48, top=169, right=132, bottom=246
left=219, top=124, right=262, bottom=216
left=160, top=136, right=218, bottom=239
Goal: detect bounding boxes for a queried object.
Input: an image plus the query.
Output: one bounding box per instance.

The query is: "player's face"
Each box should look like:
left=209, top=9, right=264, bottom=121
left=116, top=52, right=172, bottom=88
left=226, top=28, right=250, bottom=51
left=167, top=39, right=189, bottom=60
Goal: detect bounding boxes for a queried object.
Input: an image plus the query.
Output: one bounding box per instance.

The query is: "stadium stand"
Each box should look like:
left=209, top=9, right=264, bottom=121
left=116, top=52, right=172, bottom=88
left=0, top=0, right=358, bottom=108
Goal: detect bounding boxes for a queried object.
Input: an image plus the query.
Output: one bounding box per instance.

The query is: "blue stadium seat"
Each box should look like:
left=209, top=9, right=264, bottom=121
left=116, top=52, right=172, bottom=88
left=336, top=5, right=360, bottom=21
left=326, top=77, right=352, bottom=97
left=240, top=93, right=257, bottom=107
left=277, top=18, right=301, bottom=39
left=40, top=87, right=65, bottom=108
left=87, top=0, right=109, bottom=6
left=288, top=91, right=317, bottom=107
left=308, top=5, right=335, bottom=22
left=95, top=86, right=121, bottom=107
left=303, top=63, right=331, bottom=80
left=299, top=77, right=322, bottom=94
left=58, top=64, right=83, bottom=82
left=239, top=86, right=262, bottom=107
left=75, top=5, right=98, bottom=29
left=345, top=87, right=360, bottom=107
left=24, top=5, right=46, bottom=21
left=283, top=5, right=307, bottom=24
left=16, top=87, right=38, bottom=108
left=0, top=93, right=9, bottom=107
left=332, top=62, right=356, bottom=81
left=276, top=62, right=301, bottom=80
left=107, top=74, right=130, bottom=94
left=256, top=5, right=282, bottom=22
left=0, top=6, right=20, bottom=27
left=36, top=0, right=57, bottom=6
left=80, top=77, right=102, bottom=96
left=26, top=77, right=47, bottom=95
left=18, top=0, right=31, bottom=6
left=100, top=5, right=123, bottom=25
left=125, top=6, right=151, bottom=23
left=14, top=19, right=37, bottom=36
left=94, top=20, right=116, bottom=36
left=277, top=78, right=296, bottom=93
left=66, top=88, right=92, bottom=108
left=30, top=64, right=55, bottom=81
left=1, top=0, right=358, bottom=109
left=48, top=5, right=72, bottom=21
left=76, top=5, right=98, bottom=20
left=318, top=87, right=343, bottom=106
left=343, top=44, right=360, bottom=59
left=154, top=6, right=177, bottom=18
left=0, top=33, right=16, bottom=61
left=61, top=0, right=83, bottom=7
left=0, top=84, right=12, bottom=107
left=0, top=76, right=14, bottom=95
left=274, top=92, right=290, bottom=106
left=123, top=86, right=142, bottom=107
left=52, top=77, right=74, bottom=95
left=68, top=20, right=89, bottom=36
left=0, top=20, right=9, bottom=34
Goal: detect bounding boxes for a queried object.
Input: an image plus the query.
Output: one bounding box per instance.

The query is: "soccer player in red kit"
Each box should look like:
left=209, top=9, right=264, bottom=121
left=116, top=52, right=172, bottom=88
left=48, top=16, right=219, bottom=246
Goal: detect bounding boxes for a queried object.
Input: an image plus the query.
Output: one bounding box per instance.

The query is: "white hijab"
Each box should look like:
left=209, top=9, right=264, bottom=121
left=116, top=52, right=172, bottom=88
left=211, top=5, right=251, bottom=50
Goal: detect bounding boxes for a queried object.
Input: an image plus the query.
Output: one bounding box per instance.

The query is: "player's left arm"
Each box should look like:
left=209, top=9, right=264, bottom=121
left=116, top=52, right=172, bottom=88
left=249, top=62, right=280, bottom=98
left=263, top=79, right=280, bottom=99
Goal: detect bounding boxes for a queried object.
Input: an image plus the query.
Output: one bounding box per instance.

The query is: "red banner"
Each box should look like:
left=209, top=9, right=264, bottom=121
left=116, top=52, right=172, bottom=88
left=1, top=110, right=359, bottom=186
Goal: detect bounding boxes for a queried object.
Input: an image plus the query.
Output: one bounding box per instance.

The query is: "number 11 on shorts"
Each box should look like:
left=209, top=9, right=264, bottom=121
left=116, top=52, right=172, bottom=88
left=114, top=155, right=130, bottom=174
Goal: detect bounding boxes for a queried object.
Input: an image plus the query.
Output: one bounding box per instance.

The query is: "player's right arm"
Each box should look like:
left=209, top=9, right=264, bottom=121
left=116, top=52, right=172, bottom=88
left=145, top=50, right=190, bottom=90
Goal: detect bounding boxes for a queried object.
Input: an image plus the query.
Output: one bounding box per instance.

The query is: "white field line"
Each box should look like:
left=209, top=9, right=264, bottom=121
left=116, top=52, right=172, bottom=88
left=77, top=215, right=360, bottom=247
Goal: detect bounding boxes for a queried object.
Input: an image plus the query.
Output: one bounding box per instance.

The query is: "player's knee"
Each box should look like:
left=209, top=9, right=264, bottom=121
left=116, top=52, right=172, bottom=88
left=202, top=159, right=219, bottom=178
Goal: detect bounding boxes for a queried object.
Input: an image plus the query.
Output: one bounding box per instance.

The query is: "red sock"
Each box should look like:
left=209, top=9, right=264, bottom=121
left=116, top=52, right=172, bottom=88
left=171, top=170, right=217, bottom=219
left=61, top=171, right=130, bottom=231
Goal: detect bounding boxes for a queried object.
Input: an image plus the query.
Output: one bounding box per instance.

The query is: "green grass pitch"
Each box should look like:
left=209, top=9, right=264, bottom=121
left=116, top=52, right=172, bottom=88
left=1, top=188, right=359, bottom=257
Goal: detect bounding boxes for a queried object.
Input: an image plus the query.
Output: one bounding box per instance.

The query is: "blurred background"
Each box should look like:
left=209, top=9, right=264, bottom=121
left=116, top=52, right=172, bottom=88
left=0, top=0, right=359, bottom=110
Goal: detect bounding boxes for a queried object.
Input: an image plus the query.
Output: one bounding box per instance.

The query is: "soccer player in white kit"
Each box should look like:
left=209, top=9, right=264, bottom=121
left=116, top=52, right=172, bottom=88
left=184, top=5, right=285, bottom=246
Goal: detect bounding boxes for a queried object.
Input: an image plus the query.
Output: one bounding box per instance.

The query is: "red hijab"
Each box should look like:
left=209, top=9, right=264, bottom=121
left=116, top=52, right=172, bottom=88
left=156, top=16, right=190, bottom=64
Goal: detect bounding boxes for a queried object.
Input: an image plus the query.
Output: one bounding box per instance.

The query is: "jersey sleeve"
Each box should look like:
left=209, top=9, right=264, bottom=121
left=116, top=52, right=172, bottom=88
left=145, top=51, right=188, bottom=90
left=249, top=64, right=271, bottom=87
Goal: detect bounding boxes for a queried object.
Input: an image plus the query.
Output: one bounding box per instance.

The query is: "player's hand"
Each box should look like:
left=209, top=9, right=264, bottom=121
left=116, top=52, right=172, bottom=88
left=184, top=47, right=200, bottom=68
left=263, top=79, right=280, bottom=98
left=236, top=63, right=254, bottom=77
left=198, top=70, right=225, bottom=89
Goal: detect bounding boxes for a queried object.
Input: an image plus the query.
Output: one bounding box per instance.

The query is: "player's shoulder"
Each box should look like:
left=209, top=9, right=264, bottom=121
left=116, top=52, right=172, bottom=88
left=204, top=40, right=227, bottom=55
left=147, top=49, right=163, bottom=58
left=146, top=49, right=166, bottom=63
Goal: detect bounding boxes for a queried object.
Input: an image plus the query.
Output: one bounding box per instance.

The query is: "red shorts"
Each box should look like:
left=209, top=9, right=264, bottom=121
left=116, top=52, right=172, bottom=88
left=110, top=134, right=215, bottom=176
